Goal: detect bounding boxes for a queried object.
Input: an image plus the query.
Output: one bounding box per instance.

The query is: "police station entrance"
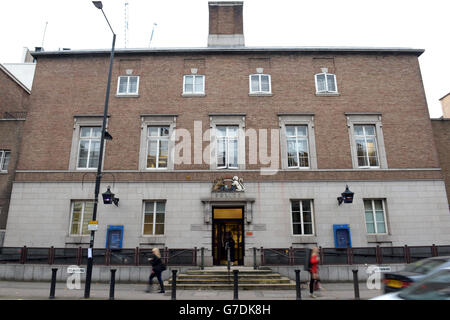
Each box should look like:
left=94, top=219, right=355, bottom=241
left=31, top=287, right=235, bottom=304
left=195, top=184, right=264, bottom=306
left=212, top=207, right=244, bottom=266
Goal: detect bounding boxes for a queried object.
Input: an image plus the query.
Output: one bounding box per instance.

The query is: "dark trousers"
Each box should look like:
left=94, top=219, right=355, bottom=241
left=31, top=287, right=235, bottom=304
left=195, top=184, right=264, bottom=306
left=149, top=271, right=164, bottom=291
left=309, top=272, right=316, bottom=294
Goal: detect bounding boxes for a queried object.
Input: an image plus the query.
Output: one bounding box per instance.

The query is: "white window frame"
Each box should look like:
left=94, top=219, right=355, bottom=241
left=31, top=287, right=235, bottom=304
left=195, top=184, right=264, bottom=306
left=69, top=116, right=108, bottom=171
left=139, top=115, right=176, bottom=171
left=249, top=74, right=272, bottom=94
left=142, top=201, right=166, bottom=236
left=209, top=114, right=246, bottom=170
left=285, top=125, right=310, bottom=169
left=216, top=126, right=239, bottom=170
left=346, top=113, right=388, bottom=169
left=314, top=72, right=338, bottom=93
left=183, top=75, right=205, bottom=95
left=146, top=126, right=170, bottom=169
left=69, top=201, right=94, bottom=236
left=0, top=150, right=11, bottom=172
left=76, top=127, right=101, bottom=170
left=290, top=200, right=315, bottom=236
left=363, top=199, right=388, bottom=235
left=116, top=75, right=140, bottom=95
left=354, top=125, right=380, bottom=168
left=278, top=114, right=317, bottom=170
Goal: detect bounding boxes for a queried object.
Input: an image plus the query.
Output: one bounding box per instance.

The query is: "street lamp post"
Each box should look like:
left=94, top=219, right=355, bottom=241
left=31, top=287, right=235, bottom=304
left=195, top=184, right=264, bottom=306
left=84, top=1, right=116, bottom=299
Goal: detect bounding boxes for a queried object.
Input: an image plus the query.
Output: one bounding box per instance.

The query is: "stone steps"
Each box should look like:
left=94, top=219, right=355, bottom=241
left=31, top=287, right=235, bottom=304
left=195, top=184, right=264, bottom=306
left=166, top=267, right=297, bottom=290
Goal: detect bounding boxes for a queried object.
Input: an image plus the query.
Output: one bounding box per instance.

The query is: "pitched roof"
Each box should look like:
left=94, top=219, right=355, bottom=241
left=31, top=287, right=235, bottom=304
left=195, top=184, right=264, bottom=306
left=0, top=63, right=31, bottom=94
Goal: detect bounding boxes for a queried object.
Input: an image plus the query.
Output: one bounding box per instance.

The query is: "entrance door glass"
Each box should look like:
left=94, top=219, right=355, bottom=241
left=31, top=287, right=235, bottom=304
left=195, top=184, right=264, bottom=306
left=212, top=208, right=244, bottom=265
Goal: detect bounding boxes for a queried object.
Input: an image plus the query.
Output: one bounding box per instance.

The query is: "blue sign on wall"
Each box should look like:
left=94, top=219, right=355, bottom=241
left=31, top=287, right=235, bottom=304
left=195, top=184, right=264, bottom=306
left=106, top=225, right=124, bottom=249
left=333, top=224, right=352, bottom=248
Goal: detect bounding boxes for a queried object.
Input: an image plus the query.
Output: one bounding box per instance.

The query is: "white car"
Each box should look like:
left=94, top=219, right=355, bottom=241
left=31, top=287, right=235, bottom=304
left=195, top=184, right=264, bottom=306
left=372, top=267, right=450, bottom=300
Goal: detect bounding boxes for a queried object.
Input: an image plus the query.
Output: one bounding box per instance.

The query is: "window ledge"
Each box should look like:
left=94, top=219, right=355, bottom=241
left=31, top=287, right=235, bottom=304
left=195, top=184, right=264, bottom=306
left=249, top=92, right=273, bottom=97
left=366, top=234, right=392, bottom=244
left=292, top=235, right=318, bottom=244
left=65, top=236, right=90, bottom=244
left=139, top=236, right=166, bottom=246
left=115, top=94, right=140, bottom=98
left=315, top=92, right=340, bottom=97
left=182, top=93, right=206, bottom=98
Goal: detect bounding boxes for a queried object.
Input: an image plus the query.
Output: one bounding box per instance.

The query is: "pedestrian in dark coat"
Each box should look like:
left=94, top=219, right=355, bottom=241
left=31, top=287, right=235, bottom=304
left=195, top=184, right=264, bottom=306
left=147, top=248, right=165, bottom=293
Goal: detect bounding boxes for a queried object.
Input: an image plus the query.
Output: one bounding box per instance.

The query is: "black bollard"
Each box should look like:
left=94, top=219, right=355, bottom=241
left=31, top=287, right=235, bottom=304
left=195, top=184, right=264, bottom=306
left=233, top=269, right=239, bottom=300
left=171, top=269, right=178, bottom=301
left=352, top=269, right=360, bottom=300
left=109, top=269, right=117, bottom=300
left=49, top=268, right=58, bottom=299
left=295, top=269, right=302, bottom=300
left=253, top=247, right=257, bottom=270
left=201, top=247, right=204, bottom=270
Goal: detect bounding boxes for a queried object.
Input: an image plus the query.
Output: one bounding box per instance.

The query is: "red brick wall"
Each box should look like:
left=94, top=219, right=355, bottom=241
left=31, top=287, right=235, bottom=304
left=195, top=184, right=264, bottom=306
left=432, top=119, right=450, bottom=203
left=16, top=52, right=439, bottom=182
left=209, top=2, right=243, bottom=35
left=0, top=68, right=30, bottom=228
left=0, top=68, right=29, bottom=115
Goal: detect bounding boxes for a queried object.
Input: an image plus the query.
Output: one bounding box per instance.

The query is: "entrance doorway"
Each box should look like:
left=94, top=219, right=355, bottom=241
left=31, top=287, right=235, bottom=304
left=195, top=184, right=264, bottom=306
left=212, top=207, right=244, bottom=266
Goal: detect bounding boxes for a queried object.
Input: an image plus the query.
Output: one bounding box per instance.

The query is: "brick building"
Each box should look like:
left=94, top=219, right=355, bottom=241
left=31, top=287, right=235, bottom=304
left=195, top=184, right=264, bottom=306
left=4, top=2, right=450, bottom=265
left=431, top=95, right=450, bottom=209
left=0, top=63, right=30, bottom=246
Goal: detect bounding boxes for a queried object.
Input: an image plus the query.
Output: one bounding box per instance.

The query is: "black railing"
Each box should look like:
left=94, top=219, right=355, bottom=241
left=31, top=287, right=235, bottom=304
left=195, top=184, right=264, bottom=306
left=260, top=244, right=448, bottom=266
left=1, top=244, right=448, bottom=266
left=0, top=246, right=198, bottom=266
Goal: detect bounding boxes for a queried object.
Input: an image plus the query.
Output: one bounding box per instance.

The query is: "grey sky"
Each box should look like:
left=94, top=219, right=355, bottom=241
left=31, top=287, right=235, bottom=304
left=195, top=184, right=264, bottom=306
left=1, top=0, right=448, bottom=117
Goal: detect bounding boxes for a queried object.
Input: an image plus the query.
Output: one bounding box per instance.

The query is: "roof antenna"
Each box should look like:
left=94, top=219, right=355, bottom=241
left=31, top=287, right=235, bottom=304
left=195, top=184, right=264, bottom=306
left=41, top=21, right=48, bottom=48
left=149, top=23, right=157, bottom=47
left=124, top=1, right=129, bottom=48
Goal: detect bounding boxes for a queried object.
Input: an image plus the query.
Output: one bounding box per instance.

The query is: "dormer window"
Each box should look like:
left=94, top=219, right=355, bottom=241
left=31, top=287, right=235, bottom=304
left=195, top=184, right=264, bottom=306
left=315, top=72, right=337, bottom=94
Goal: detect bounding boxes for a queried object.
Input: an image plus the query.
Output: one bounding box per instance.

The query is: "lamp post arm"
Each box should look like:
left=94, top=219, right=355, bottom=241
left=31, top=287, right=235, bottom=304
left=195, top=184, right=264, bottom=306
left=101, top=8, right=115, bottom=35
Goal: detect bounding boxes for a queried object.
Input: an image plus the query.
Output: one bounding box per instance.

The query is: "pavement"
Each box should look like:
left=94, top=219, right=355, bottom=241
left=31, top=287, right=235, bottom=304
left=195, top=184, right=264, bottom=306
left=0, top=280, right=383, bottom=300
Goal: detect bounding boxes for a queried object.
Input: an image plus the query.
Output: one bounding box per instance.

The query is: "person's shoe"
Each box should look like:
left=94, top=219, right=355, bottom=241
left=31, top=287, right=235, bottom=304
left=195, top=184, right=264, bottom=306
left=309, top=293, right=317, bottom=298
left=158, top=290, right=165, bottom=293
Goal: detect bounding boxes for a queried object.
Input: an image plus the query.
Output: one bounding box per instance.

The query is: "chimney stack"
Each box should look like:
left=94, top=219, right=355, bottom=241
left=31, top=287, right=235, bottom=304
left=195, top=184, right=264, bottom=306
left=208, top=1, right=244, bottom=47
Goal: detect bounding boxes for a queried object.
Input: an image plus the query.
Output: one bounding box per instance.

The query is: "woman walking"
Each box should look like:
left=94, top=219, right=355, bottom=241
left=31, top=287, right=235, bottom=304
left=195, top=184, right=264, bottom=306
left=309, top=247, right=320, bottom=298
left=147, top=248, right=166, bottom=293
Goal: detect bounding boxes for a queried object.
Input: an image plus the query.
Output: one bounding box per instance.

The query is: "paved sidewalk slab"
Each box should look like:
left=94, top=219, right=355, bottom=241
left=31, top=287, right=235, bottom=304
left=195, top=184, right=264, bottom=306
left=0, top=281, right=383, bottom=300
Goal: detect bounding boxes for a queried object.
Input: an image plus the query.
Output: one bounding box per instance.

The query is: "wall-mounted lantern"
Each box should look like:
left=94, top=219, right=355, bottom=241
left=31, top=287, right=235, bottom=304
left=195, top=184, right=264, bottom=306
left=337, top=185, right=354, bottom=205
left=102, top=186, right=119, bottom=206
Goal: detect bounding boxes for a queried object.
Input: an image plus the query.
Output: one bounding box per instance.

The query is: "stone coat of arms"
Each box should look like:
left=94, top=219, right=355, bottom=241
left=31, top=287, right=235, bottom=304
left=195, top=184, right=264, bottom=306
left=212, top=176, right=245, bottom=192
